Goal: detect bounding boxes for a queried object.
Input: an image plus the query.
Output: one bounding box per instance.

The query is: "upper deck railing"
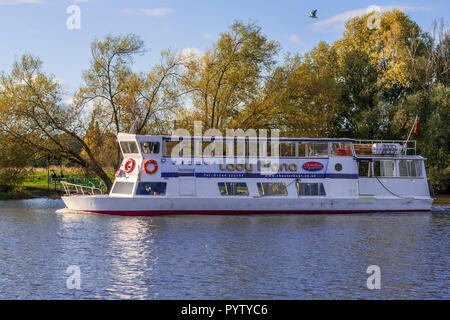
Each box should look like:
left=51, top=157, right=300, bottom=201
left=354, top=139, right=416, bottom=156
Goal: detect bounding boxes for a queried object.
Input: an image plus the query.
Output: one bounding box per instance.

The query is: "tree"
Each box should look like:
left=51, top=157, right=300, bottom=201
left=0, top=54, right=113, bottom=190
left=0, top=132, right=33, bottom=192
left=180, top=21, right=280, bottom=130
left=240, top=43, right=342, bottom=137
left=75, top=35, right=183, bottom=168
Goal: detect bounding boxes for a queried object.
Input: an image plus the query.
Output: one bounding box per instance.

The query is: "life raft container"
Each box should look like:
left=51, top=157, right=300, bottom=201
left=143, top=159, right=158, bottom=174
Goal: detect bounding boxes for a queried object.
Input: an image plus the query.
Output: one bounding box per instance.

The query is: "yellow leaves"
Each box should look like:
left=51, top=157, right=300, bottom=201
left=332, top=10, right=420, bottom=90
left=179, top=21, right=280, bottom=130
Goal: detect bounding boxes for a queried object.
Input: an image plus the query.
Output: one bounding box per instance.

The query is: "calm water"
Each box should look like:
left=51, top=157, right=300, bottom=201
left=0, top=198, right=448, bottom=300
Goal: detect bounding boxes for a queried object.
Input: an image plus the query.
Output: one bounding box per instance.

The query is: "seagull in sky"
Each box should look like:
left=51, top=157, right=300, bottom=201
left=309, top=9, right=318, bottom=18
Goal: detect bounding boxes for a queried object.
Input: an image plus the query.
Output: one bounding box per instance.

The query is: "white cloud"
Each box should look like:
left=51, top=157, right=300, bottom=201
left=289, top=33, right=302, bottom=46
left=0, top=0, right=42, bottom=5
left=121, top=7, right=173, bottom=17
left=177, top=48, right=202, bottom=64
left=311, top=5, right=420, bottom=31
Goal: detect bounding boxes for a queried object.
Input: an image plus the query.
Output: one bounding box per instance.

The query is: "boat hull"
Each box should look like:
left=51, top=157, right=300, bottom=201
left=61, top=195, right=433, bottom=216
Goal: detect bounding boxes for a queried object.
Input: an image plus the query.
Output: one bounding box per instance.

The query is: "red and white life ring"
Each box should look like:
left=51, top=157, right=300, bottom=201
left=143, top=159, right=158, bottom=174
left=124, top=158, right=136, bottom=173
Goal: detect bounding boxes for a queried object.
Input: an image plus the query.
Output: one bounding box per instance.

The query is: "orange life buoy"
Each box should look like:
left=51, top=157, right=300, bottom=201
left=124, top=158, right=136, bottom=173
left=143, top=159, right=158, bottom=174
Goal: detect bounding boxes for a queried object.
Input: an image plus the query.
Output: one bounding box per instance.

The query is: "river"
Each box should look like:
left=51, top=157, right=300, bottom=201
left=0, top=198, right=448, bottom=299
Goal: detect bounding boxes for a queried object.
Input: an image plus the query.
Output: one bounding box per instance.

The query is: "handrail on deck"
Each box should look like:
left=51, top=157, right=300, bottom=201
left=50, top=177, right=107, bottom=191
left=354, top=139, right=416, bottom=155
left=61, top=181, right=103, bottom=196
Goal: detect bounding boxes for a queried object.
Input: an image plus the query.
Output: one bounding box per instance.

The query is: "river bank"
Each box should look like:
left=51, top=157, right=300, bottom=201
left=0, top=167, right=115, bottom=200
left=0, top=187, right=62, bottom=200
left=433, top=195, right=450, bottom=206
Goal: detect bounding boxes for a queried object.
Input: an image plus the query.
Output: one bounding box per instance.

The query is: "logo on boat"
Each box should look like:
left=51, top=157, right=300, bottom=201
left=302, top=161, right=324, bottom=171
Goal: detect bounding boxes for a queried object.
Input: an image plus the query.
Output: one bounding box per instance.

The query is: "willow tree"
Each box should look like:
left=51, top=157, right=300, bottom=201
left=75, top=34, right=183, bottom=168
left=0, top=54, right=114, bottom=189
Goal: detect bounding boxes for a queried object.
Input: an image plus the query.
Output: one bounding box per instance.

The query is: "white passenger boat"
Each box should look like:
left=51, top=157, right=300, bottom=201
left=61, top=133, right=433, bottom=215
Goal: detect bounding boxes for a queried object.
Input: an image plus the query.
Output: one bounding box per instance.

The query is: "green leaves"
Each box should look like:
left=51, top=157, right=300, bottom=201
left=180, top=21, right=280, bottom=130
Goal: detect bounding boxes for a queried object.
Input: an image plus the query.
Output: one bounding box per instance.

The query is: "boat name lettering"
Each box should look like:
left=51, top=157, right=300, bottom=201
left=219, top=161, right=299, bottom=173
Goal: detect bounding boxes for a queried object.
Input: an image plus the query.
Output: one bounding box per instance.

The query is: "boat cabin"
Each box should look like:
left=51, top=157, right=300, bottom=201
left=111, top=133, right=429, bottom=201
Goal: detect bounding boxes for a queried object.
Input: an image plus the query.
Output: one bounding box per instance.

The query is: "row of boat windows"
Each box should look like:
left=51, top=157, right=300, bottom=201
left=111, top=181, right=327, bottom=197
left=219, top=182, right=326, bottom=197
left=120, top=140, right=353, bottom=158
left=358, top=160, right=423, bottom=177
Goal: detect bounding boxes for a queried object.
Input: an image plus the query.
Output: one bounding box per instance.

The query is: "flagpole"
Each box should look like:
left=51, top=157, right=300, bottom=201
left=403, top=115, right=418, bottom=152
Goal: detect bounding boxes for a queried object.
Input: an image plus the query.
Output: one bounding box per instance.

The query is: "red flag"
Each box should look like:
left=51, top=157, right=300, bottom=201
left=413, top=117, right=419, bottom=135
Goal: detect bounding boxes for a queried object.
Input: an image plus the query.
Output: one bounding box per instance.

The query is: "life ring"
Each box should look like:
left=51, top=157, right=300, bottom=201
left=143, top=159, right=158, bottom=174
left=124, top=158, right=136, bottom=173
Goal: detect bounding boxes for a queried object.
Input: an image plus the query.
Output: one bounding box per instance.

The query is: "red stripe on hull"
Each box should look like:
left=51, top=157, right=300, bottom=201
left=80, top=209, right=431, bottom=216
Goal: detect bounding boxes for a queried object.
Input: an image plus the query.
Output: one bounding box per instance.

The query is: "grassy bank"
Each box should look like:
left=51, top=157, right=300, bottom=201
left=0, top=167, right=115, bottom=200
left=433, top=195, right=450, bottom=206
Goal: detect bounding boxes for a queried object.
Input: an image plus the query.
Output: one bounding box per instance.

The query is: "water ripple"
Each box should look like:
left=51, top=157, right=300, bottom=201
left=0, top=199, right=448, bottom=299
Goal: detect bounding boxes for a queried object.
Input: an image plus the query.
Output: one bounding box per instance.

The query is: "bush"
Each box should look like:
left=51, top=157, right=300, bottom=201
left=0, top=168, right=26, bottom=193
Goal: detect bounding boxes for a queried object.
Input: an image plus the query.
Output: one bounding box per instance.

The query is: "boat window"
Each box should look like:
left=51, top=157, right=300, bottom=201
left=299, top=142, right=328, bottom=157
left=373, top=161, right=381, bottom=176
left=136, top=182, right=167, bottom=196
left=381, top=160, right=396, bottom=177
left=257, top=182, right=288, bottom=196
left=111, top=182, right=135, bottom=194
left=296, top=182, right=326, bottom=196
left=358, top=161, right=371, bottom=177
left=246, top=140, right=258, bottom=157
left=120, top=141, right=139, bottom=154
left=280, top=142, right=296, bottom=157
left=164, top=140, right=192, bottom=157
left=218, top=182, right=249, bottom=196
left=141, top=142, right=160, bottom=154
left=398, top=160, right=422, bottom=177
left=373, top=160, right=397, bottom=177
left=331, top=142, right=352, bottom=156
left=202, top=141, right=224, bottom=157
left=224, top=140, right=247, bottom=158
left=164, top=140, right=178, bottom=157
left=298, top=142, right=306, bottom=157
left=257, top=141, right=280, bottom=157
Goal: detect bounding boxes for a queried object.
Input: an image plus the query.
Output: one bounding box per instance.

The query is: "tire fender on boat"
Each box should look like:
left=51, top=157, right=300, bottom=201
left=143, top=159, right=158, bottom=174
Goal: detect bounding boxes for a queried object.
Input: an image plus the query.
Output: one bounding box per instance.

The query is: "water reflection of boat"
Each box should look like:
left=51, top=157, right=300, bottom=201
left=61, top=133, right=433, bottom=216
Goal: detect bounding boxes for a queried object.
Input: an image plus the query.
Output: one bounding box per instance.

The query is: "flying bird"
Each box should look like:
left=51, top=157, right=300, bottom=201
left=309, top=9, right=318, bottom=18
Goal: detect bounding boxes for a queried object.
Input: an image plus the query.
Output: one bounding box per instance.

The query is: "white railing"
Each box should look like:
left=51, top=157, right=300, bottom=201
left=354, top=139, right=416, bottom=155
left=61, top=181, right=103, bottom=196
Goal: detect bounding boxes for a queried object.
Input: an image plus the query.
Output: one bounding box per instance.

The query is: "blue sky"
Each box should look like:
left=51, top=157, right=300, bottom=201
left=0, top=0, right=447, bottom=100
